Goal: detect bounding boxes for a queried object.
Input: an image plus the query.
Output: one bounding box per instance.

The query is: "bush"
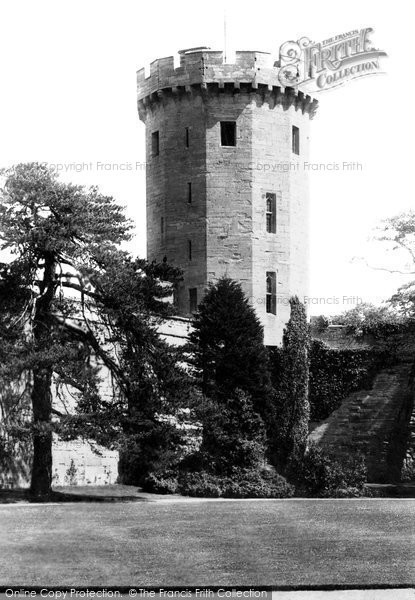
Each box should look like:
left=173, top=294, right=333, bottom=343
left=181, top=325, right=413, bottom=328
left=314, top=315, right=330, bottom=332
left=177, top=468, right=294, bottom=498
left=333, top=303, right=406, bottom=338
left=189, top=391, right=267, bottom=475
left=141, top=470, right=180, bottom=495
left=118, top=419, right=186, bottom=486
left=142, top=466, right=294, bottom=498
left=178, top=471, right=222, bottom=497
left=292, top=444, right=368, bottom=497
left=223, top=468, right=294, bottom=498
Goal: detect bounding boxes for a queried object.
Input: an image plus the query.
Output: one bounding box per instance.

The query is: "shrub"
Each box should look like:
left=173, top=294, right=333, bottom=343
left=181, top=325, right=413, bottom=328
left=292, top=444, right=368, bottom=497
left=143, top=466, right=294, bottom=499
left=223, top=468, right=294, bottom=498
left=189, top=391, right=267, bottom=475
left=178, top=471, right=222, bottom=497
left=118, top=419, right=186, bottom=486
left=177, top=468, right=294, bottom=498
left=314, top=315, right=330, bottom=332
left=141, top=470, right=180, bottom=495
left=332, top=303, right=405, bottom=339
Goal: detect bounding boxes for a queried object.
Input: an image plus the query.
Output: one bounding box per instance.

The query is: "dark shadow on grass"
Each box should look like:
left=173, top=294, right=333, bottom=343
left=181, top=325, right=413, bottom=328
left=0, top=489, right=29, bottom=504
left=0, top=488, right=153, bottom=504
left=51, top=490, right=151, bottom=503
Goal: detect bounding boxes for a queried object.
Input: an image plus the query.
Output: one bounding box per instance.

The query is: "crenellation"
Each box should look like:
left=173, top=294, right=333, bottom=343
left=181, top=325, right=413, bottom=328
left=137, top=49, right=318, bottom=121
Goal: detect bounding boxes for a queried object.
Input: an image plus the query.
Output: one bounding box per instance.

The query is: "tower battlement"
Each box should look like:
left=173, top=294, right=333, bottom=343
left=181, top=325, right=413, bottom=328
left=137, top=48, right=318, bottom=119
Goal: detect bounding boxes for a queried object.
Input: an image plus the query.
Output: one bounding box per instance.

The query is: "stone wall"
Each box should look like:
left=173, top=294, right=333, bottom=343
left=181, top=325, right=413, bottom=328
left=309, top=362, right=415, bottom=482
left=52, top=438, right=118, bottom=487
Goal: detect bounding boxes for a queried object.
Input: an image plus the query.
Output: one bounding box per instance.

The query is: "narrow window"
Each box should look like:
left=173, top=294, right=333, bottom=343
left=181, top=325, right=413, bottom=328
left=266, top=272, right=277, bottom=315
left=185, top=127, right=190, bottom=148
left=220, top=121, right=236, bottom=146
left=188, top=240, right=192, bottom=261
left=187, top=182, right=192, bottom=204
left=151, top=131, right=159, bottom=156
left=266, top=193, right=276, bottom=234
left=160, top=216, right=164, bottom=235
left=292, top=125, right=300, bottom=155
left=189, top=288, right=198, bottom=313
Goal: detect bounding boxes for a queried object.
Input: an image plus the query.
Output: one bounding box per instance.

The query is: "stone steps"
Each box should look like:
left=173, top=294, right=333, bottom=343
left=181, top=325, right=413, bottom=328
left=309, top=363, right=414, bottom=482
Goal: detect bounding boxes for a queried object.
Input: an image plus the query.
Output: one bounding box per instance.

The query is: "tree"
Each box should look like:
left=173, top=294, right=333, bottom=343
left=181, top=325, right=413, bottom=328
left=190, top=389, right=268, bottom=475
left=355, top=210, right=415, bottom=318
left=188, top=277, right=272, bottom=418
left=331, top=302, right=405, bottom=337
left=270, top=296, right=310, bottom=470
left=0, top=163, right=182, bottom=498
left=374, top=210, right=415, bottom=276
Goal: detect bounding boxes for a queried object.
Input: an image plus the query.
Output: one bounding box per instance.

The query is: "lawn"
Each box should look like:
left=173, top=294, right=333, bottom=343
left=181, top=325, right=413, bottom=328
left=0, top=498, right=414, bottom=587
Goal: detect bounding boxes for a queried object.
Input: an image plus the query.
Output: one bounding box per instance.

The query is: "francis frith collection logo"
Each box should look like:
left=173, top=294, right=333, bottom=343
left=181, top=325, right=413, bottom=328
left=277, top=27, right=387, bottom=92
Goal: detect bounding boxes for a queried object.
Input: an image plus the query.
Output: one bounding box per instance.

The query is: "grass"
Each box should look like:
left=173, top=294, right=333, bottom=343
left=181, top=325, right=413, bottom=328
left=0, top=498, right=414, bottom=587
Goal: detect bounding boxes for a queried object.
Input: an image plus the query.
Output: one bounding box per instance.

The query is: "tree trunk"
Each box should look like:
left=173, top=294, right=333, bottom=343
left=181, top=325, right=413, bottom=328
left=30, top=254, right=56, bottom=500
left=30, top=369, right=53, bottom=498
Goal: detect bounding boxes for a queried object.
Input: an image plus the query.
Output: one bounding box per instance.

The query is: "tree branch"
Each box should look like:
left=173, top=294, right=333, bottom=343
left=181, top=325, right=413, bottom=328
left=50, top=314, right=126, bottom=396
left=352, top=257, right=415, bottom=275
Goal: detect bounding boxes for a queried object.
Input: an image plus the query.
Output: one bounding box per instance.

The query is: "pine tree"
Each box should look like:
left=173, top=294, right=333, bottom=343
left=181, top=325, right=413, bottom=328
left=0, top=163, right=183, bottom=498
left=188, top=277, right=272, bottom=418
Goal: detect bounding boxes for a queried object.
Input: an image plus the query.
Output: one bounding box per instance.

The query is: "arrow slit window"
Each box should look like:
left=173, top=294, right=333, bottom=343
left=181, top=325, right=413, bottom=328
left=292, top=125, right=300, bottom=155
left=266, top=272, right=277, bottom=315
left=266, top=193, right=276, bottom=233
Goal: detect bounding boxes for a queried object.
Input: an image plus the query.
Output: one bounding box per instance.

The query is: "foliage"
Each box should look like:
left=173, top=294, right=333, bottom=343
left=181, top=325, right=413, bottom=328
left=65, top=459, right=78, bottom=486
left=332, top=302, right=407, bottom=339
left=188, top=277, right=272, bottom=420
left=0, top=163, right=183, bottom=497
left=177, top=470, right=221, bottom=497
left=374, top=209, right=415, bottom=273
left=367, top=210, right=415, bottom=318
left=141, top=389, right=286, bottom=498
left=142, top=470, right=180, bottom=495
left=118, top=413, right=196, bottom=486
left=389, top=283, right=415, bottom=319
left=313, top=315, right=330, bottom=332
left=145, top=467, right=294, bottom=498
left=308, top=340, right=387, bottom=421
left=269, top=297, right=310, bottom=469
left=291, top=444, right=368, bottom=498
left=185, top=390, right=267, bottom=476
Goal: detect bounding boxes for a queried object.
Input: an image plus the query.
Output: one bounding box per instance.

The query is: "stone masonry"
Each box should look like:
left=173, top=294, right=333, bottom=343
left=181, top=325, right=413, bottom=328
left=137, top=47, right=318, bottom=346
left=309, top=362, right=414, bottom=482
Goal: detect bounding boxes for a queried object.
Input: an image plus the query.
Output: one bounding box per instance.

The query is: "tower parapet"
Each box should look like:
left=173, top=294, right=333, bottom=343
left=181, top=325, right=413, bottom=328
left=137, top=48, right=318, bottom=121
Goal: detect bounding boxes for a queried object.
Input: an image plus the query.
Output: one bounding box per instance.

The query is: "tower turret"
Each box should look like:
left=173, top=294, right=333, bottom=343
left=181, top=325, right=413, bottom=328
left=137, top=47, right=318, bottom=345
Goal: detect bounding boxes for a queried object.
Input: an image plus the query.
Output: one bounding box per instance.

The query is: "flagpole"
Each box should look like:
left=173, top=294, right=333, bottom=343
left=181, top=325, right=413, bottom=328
left=224, top=8, right=227, bottom=63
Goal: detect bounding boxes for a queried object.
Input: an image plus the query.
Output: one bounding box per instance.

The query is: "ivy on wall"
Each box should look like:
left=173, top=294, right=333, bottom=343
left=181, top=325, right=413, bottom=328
left=308, top=341, right=387, bottom=421
left=270, top=339, right=388, bottom=424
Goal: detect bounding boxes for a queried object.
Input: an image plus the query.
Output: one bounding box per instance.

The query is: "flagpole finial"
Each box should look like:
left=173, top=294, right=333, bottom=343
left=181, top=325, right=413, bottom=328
left=224, top=8, right=227, bottom=63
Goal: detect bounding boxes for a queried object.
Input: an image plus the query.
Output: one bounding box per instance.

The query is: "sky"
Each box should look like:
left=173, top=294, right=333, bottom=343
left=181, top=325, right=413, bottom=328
left=0, top=0, right=413, bottom=315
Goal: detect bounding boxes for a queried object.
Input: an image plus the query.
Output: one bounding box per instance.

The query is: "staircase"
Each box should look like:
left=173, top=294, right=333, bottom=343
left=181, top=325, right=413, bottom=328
left=309, top=362, right=415, bottom=482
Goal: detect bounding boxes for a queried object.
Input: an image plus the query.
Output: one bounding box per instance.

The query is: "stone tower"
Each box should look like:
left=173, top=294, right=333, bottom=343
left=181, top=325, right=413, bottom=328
left=137, top=47, right=318, bottom=346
